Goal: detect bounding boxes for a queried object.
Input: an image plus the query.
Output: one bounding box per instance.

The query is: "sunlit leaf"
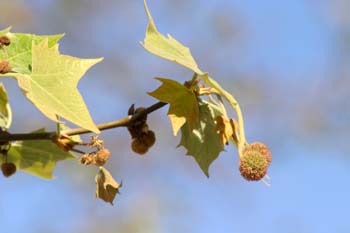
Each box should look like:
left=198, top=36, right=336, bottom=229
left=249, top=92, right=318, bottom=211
left=9, top=39, right=102, bottom=133
left=148, top=78, right=199, bottom=135
left=0, top=28, right=64, bottom=74
left=142, top=0, right=202, bottom=74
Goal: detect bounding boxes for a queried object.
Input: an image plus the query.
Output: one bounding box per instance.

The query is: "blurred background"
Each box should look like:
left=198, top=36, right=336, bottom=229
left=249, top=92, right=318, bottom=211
left=0, top=0, right=349, bottom=232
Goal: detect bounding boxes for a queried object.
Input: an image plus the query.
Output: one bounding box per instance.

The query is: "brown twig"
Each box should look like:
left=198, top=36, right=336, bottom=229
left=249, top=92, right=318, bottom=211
left=0, top=101, right=167, bottom=142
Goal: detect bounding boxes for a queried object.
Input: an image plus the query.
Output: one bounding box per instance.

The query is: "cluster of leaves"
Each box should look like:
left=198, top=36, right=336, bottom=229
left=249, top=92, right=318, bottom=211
left=0, top=0, right=271, bottom=205
left=0, top=27, right=121, bottom=203
left=142, top=0, right=271, bottom=180
left=0, top=28, right=99, bottom=178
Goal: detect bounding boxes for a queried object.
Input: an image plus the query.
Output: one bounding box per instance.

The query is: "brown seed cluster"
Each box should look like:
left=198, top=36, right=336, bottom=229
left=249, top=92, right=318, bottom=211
left=131, top=130, right=155, bottom=155
left=80, top=148, right=111, bottom=166
left=0, top=60, right=11, bottom=74
left=0, top=36, right=11, bottom=47
left=0, top=36, right=11, bottom=46
left=128, top=105, right=156, bottom=155
left=1, top=162, right=16, bottom=177
left=239, top=142, right=271, bottom=181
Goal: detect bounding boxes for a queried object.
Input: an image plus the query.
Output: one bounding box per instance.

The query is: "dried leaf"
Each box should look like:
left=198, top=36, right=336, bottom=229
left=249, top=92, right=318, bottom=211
left=215, top=115, right=233, bottom=145
left=95, top=167, right=121, bottom=205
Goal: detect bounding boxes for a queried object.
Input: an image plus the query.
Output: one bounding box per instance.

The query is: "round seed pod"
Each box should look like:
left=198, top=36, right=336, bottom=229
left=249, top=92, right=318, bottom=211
left=239, top=150, right=268, bottom=181
left=142, top=130, right=156, bottom=148
left=95, top=148, right=111, bottom=166
left=1, top=162, right=16, bottom=177
left=243, top=142, right=272, bottom=165
left=131, top=138, right=148, bottom=155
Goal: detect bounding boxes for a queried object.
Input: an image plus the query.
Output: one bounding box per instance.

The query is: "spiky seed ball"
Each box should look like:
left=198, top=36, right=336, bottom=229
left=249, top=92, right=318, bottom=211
left=1, top=162, right=16, bottom=177
left=142, top=130, right=156, bottom=148
left=244, top=142, right=272, bottom=165
left=0, top=60, right=11, bottom=74
left=239, top=150, right=268, bottom=181
left=0, top=36, right=11, bottom=46
left=95, top=148, right=111, bottom=166
left=131, top=138, right=148, bottom=155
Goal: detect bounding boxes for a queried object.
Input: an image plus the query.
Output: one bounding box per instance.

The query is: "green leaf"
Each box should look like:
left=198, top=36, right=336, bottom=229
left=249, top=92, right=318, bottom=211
left=178, top=104, right=224, bottom=177
left=4, top=129, right=75, bottom=179
left=0, top=83, right=11, bottom=129
left=11, top=39, right=102, bottom=133
left=142, top=0, right=202, bottom=74
left=0, top=28, right=64, bottom=74
left=148, top=78, right=199, bottom=136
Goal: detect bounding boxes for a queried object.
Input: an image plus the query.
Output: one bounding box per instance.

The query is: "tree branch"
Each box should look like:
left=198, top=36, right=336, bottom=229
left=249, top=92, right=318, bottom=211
left=0, top=101, right=167, bottom=142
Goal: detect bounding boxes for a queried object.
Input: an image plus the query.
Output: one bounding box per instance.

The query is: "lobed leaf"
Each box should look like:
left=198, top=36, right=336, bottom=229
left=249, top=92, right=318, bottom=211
left=142, top=0, right=203, bottom=74
left=148, top=78, right=199, bottom=135
left=12, top=39, right=102, bottom=133
left=178, top=104, right=224, bottom=177
left=0, top=28, right=64, bottom=74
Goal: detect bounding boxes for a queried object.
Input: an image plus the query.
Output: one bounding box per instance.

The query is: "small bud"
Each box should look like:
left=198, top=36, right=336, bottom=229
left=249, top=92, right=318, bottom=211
left=128, top=104, right=135, bottom=115
left=0, top=36, right=11, bottom=46
left=0, top=60, right=11, bottom=74
left=53, top=135, right=74, bottom=152
left=1, top=162, right=16, bottom=177
left=131, top=138, right=148, bottom=155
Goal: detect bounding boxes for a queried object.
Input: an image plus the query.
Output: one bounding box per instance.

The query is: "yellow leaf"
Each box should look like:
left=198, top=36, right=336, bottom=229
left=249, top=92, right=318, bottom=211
left=148, top=78, right=199, bottom=136
left=14, top=39, right=102, bottom=133
left=142, top=0, right=203, bottom=75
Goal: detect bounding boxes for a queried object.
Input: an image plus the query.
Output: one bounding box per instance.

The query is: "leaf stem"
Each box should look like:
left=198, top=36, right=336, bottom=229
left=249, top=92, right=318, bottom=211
left=200, top=75, right=247, bottom=156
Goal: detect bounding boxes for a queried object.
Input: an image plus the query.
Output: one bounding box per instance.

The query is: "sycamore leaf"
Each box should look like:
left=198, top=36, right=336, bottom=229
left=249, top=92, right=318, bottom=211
left=0, top=83, right=11, bottom=129
left=148, top=78, right=199, bottom=135
left=4, top=129, right=75, bottom=179
left=178, top=104, right=224, bottom=177
left=0, top=28, right=64, bottom=74
left=95, top=166, right=121, bottom=205
left=142, top=0, right=202, bottom=74
left=11, top=39, right=102, bottom=133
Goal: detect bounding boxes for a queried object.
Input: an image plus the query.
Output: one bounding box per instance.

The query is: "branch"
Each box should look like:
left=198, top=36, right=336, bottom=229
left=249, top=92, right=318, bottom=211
left=0, top=101, right=167, bottom=142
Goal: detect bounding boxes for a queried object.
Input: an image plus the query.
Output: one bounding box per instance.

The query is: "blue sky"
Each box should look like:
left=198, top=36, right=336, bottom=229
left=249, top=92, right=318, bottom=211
left=0, top=0, right=349, bottom=232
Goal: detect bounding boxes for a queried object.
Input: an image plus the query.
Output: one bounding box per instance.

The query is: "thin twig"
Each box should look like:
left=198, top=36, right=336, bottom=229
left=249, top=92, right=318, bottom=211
left=0, top=101, right=167, bottom=142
